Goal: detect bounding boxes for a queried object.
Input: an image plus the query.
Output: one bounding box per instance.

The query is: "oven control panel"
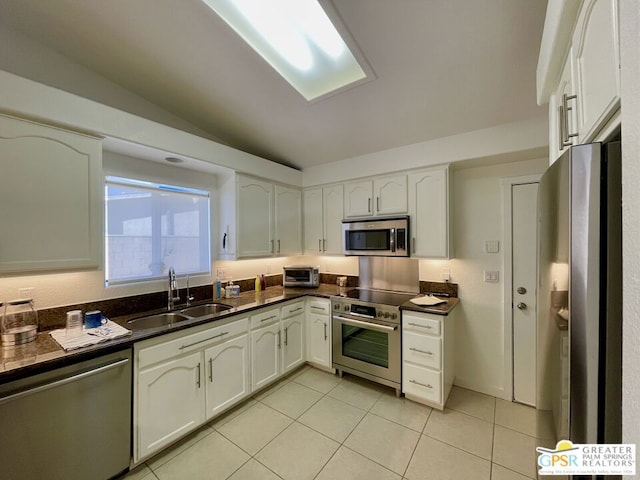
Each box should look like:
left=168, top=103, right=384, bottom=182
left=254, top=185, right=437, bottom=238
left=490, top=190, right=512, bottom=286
left=332, top=299, right=399, bottom=323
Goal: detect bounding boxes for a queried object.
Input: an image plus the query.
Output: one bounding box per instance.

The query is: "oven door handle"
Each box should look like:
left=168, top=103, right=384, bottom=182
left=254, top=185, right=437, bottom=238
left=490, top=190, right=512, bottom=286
left=333, top=315, right=398, bottom=332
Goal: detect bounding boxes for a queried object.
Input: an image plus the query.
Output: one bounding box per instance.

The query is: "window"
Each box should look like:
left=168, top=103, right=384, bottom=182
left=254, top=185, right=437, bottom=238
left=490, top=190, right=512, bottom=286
left=105, top=176, right=210, bottom=285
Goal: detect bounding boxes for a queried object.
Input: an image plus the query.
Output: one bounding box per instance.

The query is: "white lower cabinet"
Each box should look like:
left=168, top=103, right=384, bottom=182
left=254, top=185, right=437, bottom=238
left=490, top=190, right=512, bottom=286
left=306, top=298, right=332, bottom=370
left=251, top=321, right=281, bottom=391
left=282, top=314, right=305, bottom=374
left=136, top=351, right=205, bottom=461
left=204, top=334, right=250, bottom=419
left=402, top=309, right=455, bottom=410
left=134, top=317, right=249, bottom=462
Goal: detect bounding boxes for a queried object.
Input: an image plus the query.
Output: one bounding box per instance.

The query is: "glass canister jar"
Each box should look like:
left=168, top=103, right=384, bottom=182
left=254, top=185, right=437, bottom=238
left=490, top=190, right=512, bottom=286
left=1, top=298, right=38, bottom=345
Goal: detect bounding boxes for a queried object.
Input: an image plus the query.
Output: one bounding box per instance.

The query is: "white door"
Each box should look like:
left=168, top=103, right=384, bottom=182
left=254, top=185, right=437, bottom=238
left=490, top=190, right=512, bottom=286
left=303, top=188, right=323, bottom=254
left=251, top=322, right=281, bottom=390
left=374, top=175, right=408, bottom=215
left=307, top=313, right=330, bottom=369
left=323, top=185, right=344, bottom=254
left=282, top=315, right=305, bottom=374
left=136, top=351, right=204, bottom=460
left=274, top=185, right=302, bottom=256
left=344, top=180, right=373, bottom=217
left=204, top=334, right=250, bottom=420
left=237, top=175, right=273, bottom=257
left=512, top=182, right=538, bottom=406
left=408, top=168, right=448, bottom=258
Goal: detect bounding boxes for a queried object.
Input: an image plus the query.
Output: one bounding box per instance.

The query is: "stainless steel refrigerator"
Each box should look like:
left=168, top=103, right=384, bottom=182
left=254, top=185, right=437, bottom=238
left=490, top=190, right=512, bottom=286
left=537, top=141, right=622, bottom=450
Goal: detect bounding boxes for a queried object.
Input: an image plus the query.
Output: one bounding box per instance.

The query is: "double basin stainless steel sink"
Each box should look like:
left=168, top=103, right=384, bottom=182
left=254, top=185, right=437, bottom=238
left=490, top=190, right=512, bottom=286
left=126, top=303, right=233, bottom=330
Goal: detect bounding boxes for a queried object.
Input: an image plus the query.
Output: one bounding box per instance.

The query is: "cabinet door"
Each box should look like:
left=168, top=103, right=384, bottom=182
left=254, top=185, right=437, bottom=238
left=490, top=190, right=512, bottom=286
left=550, top=52, right=578, bottom=163
left=408, top=168, right=449, bottom=258
left=136, top=351, right=204, bottom=461
left=0, top=114, right=102, bottom=272
left=274, top=185, right=302, bottom=256
left=323, top=185, right=344, bottom=254
left=307, top=313, right=331, bottom=369
left=303, top=188, right=324, bottom=254
left=237, top=175, right=273, bottom=258
left=204, top=334, right=250, bottom=420
left=374, top=175, right=408, bottom=215
left=251, top=322, right=281, bottom=391
left=573, top=0, right=620, bottom=142
left=344, top=180, right=373, bottom=218
left=282, top=315, right=305, bottom=374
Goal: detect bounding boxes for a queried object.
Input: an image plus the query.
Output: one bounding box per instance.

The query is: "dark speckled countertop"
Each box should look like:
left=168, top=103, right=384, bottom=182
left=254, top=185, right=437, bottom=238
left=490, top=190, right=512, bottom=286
left=0, top=284, right=458, bottom=383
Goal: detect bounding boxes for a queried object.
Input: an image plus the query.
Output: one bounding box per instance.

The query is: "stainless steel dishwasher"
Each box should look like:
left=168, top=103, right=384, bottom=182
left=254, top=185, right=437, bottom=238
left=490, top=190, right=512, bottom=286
left=0, top=348, right=132, bottom=480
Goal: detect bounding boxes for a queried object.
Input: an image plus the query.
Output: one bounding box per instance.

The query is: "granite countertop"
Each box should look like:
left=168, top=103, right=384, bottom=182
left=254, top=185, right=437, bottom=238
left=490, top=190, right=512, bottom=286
left=0, top=284, right=459, bottom=383
left=0, top=285, right=342, bottom=383
left=400, top=296, right=460, bottom=315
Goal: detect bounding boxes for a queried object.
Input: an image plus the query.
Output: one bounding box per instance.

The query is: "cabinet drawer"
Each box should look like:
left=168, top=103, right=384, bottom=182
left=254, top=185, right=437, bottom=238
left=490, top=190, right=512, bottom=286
left=403, top=364, right=441, bottom=405
left=138, top=318, right=248, bottom=369
left=307, top=299, right=330, bottom=315
left=403, top=314, right=441, bottom=336
left=250, top=308, right=281, bottom=329
left=403, top=333, right=441, bottom=369
left=281, top=301, right=305, bottom=319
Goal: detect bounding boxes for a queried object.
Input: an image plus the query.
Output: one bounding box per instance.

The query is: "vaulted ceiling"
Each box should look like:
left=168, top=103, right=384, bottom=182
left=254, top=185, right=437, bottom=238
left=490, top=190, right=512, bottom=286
left=0, top=0, right=547, bottom=170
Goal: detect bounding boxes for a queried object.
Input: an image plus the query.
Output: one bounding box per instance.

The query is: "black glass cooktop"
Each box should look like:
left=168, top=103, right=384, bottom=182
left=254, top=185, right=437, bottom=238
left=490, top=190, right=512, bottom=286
left=343, top=288, right=416, bottom=307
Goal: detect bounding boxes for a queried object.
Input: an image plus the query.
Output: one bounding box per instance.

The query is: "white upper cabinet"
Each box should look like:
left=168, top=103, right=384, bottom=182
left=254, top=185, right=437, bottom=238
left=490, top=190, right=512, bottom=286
left=374, top=175, right=408, bottom=216
left=408, top=166, right=449, bottom=258
left=274, top=185, right=302, bottom=256
left=0, top=114, right=102, bottom=272
left=539, top=0, right=620, bottom=164
left=344, top=175, right=408, bottom=218
left=344, top=180, right=373, bottom=218
left=237, top=175, right=273, bottom=258
left=303, top=184, right=344, bottom=255
left=234, top=174, right=301, bottom=259
left=572, top=0, right=620, bottom=142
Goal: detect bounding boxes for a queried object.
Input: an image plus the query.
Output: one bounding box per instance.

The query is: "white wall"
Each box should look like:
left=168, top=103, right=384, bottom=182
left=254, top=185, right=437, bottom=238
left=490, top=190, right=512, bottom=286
left=302, top=116, right=548, bottom=187
left=440, top=157, right=548, bottom=397
left=619, top=0, right=640, bottom=454
left=0, top=152, right=218, bottom=309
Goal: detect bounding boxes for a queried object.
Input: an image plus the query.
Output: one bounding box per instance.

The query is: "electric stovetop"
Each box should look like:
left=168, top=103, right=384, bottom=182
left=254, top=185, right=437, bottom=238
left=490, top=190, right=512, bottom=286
left=343, top=288, right=417, bottom=307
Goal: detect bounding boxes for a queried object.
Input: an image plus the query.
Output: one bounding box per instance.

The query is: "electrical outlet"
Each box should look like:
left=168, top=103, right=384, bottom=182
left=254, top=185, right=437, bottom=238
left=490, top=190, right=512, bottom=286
left=485, top=240, right=500, bottom=253
left=216, top=268, right=227, bottom=280
left=441, top=268, right=451, bottom=282
left=19, top=287, right=34, bottom=299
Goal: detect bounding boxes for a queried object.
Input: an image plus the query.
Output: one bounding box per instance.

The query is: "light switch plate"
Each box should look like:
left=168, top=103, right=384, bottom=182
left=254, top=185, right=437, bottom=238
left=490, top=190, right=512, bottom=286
left=485, top=240, right=500, bottom=253
left=484, top=270, right=499, bottom=283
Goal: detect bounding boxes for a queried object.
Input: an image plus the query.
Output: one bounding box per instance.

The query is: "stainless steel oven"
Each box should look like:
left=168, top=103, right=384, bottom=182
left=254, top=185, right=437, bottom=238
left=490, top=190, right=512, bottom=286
left=332, top=289, right=413, bottom=396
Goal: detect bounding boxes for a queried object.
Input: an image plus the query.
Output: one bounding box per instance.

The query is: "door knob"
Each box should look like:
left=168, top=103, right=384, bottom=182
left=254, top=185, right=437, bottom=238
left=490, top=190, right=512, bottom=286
left=517, top=287, right=527, bottom=295
left=517, top=302, right=527, bottom=310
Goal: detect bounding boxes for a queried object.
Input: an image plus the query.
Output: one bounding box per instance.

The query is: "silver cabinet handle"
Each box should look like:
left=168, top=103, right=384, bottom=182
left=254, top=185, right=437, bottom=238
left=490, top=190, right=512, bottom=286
left=323, top=322, right=327, bottom=341
left=270, top=239, right=274, bottom=254
left=368, top=197, right=371, bottom=213
left=334, top=315, right=397, bottom=332
left=412, top=237, right=416, bottom=254
left=277, top=330, right=281, bottom=349
left=290, top=307, right=303, bottom=313
left=208, top=357, right=213, bottom=382
left=261, top=315, right=277, bottom=323
left=558, top=105, right=565, bottom=152
left=0, top=358, right=129, bottom=405
left=409, top=379, right=433, bottom=389
left=409, top=347, right=433, bottom=355
left=284, top=326, right=288, bottom=346
left=562, top=93, right=578, bottom=147
left=407, top=322, right=433, bottom=330
left=277, top=239, right=281, bottom=254
left=377, top=196, right=380, bottom=212
left=323, top=238, right=326, bottom=252
left=310, top=305, right=325, bottom=311
left=319, top=239, right=322, bottom=252
left=196, top=363, right=201, bottom=388
left=180, top=331, right=228, bottom=349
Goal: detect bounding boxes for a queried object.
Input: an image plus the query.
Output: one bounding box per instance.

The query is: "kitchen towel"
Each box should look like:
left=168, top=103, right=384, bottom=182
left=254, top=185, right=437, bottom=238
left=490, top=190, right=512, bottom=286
left=50, top=320, right=132, bottom=351
left=409, top=294, right=447, bottom=306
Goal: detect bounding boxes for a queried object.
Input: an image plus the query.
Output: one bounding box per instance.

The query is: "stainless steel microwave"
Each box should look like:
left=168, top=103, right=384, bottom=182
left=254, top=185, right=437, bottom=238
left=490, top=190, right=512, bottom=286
left=283, top=266, right=319, bottom=287
left=342, top=216, right=410, bottom=257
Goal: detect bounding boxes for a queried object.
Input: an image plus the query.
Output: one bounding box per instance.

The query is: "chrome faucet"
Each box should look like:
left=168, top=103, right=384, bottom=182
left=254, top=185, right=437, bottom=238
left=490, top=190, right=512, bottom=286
left=186, top=275, right=194, bottom=307
left=168, top=267, right=180, bottom=311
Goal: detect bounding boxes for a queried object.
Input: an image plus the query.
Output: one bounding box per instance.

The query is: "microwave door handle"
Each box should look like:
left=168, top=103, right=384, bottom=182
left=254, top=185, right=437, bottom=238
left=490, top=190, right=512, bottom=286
left=390, top=228, right=396, bottom=252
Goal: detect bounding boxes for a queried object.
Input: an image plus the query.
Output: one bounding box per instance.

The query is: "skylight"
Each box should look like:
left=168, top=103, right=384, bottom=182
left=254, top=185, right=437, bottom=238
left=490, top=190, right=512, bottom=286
left=203, top=0, right=368, bottom=101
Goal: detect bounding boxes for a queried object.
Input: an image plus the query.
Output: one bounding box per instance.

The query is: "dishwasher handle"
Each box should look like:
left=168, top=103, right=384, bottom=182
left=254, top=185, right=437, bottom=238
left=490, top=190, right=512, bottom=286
left=0, top=358, right=129, bottom=406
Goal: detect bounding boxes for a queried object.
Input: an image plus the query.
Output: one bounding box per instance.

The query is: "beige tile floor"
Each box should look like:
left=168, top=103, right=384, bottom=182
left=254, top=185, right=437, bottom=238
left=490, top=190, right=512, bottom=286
left=120, top=366, right=555, bottom=480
